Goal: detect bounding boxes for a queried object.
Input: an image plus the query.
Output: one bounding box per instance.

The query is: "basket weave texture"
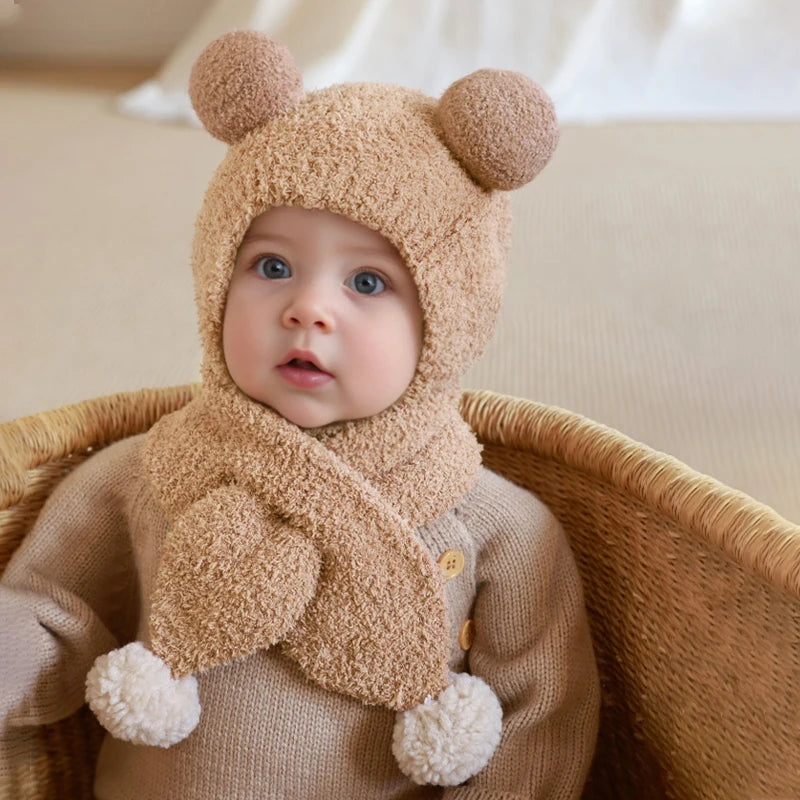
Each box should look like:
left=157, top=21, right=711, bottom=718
left=1, top=386, right=798, bottom=799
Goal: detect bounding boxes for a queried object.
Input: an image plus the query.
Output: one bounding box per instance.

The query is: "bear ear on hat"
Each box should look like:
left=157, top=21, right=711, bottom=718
left=189, top=30, right=304, bottom=145
left=437, top=69, right=559, bottom=191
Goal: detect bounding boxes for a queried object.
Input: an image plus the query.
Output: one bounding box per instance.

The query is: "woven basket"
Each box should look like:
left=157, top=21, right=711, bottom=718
left=1, top=386, right=798, bottom=799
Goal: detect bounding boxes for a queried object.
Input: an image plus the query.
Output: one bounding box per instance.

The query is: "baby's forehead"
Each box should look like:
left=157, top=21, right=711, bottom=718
left=240, top=206, right=406, bottom=262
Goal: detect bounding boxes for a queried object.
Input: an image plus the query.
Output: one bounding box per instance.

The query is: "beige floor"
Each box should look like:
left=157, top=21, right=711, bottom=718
left=2, top=66, right=799, bottom=523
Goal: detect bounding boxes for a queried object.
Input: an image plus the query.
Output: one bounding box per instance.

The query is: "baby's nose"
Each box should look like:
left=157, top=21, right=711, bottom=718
left=281, top=285, right=336, bottom=331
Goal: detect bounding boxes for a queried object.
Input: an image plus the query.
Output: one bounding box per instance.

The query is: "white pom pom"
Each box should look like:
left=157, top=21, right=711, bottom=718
left=392, top=672, right=503, bottom=786
left=86, top=642, right=201, bottom=747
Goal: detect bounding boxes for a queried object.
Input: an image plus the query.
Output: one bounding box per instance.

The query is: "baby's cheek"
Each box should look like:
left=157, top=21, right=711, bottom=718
left=220, top=314, right=241, bottom=377
left=372, top=339, right=417, bottom=396
left=221, top=296, right=259, bottom=388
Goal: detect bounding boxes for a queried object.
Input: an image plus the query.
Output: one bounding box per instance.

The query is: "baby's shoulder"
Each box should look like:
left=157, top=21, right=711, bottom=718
left=453, top=467, right=561, bottom=551
left=455, top=468, right=576, bottom=585
left=45, top=433, right=149, bottom=511
left=5, top=435, right=152, bottom=575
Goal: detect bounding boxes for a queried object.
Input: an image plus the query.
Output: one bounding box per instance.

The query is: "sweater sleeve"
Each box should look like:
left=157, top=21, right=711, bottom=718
left=444, top=471, right=600, bottom=800
left=0, top=438, right=141, bottom=737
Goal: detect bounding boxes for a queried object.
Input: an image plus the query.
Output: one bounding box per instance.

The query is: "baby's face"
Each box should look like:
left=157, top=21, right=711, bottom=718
left=223, top=207, right=423, bottom=428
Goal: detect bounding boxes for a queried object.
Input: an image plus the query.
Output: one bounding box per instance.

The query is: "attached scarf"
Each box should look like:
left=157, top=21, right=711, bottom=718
left=142, top=377, right=482, bottom=710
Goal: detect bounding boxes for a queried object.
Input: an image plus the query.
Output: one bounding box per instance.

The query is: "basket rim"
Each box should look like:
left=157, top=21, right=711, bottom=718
left=2, top=385, right=797, bottom=598
left=0, top=384, right=200, bottom=509
left=461, top=389, right=800, bottom=599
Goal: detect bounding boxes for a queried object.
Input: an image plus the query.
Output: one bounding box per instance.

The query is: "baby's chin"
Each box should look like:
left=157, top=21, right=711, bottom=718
left=250, top=395, right=399, bottom=432
left=244, top=395, right=354, bottom=430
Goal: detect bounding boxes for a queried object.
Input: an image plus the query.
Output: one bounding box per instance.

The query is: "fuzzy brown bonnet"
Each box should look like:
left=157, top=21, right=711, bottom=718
left=137, top=31, right=559, bottom=711
left=189, top=30, right=559, bottom=394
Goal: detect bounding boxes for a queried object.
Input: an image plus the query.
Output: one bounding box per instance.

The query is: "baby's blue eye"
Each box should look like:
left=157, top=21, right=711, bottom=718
left=348, top=271, right=385, bottom=295
left=254, top=256, right=290, bottom=279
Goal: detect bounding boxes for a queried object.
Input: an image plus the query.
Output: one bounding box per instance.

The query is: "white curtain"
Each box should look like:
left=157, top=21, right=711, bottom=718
left=118, top=0, right=800, bottom=123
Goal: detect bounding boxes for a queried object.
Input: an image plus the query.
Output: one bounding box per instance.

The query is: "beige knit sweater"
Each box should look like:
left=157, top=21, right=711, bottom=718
left=1, top=434, right=599, bottom=799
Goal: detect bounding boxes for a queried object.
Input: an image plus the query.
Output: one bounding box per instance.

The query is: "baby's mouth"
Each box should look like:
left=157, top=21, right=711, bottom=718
left=287, top=358, right=322, bottom=372
left=277, top=352, right=334, bottom=386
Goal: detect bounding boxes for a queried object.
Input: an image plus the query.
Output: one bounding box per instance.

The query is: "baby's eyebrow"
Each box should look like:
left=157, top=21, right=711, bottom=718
left=346, top=244, right=402, bottom=261
left=240, top=230, right=293, bottom=245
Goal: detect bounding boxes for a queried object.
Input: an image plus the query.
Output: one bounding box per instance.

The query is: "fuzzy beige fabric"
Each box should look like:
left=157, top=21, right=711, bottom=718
left=144, top=395, right=479, bottom=708
left=188, top=31, right=304, bottom=145
left=438, top=69, right=559, bottom=191
left=143, top=31, right=558, bottom=710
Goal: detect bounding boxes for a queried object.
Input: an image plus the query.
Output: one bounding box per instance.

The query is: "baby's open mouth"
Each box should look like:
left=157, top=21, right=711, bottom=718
left=288, top=358, right=321, bottom=372
left=277, top=354, right=334, bottom=387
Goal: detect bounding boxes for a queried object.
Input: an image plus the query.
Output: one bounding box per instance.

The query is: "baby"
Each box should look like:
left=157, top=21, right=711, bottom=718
left=1, top=31, right=599, bottom=799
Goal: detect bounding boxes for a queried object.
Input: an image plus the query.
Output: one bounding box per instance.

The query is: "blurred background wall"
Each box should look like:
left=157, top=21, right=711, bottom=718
left=0, top=0, right=210, bottom=63
left=1, top=0, right=799, bottom=522
left=2, top=0, right=799, bottom=121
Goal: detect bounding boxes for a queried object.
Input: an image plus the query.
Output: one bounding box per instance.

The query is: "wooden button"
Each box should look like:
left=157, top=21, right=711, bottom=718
left=437, top=549, right=465, bottom=579
left=458, top=619, right=475, bottom=650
